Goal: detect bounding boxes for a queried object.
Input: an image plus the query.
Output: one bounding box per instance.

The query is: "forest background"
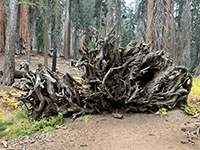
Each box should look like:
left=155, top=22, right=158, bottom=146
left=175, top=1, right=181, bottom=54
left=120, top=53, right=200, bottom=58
left=0, top=0, right=199, bottom=85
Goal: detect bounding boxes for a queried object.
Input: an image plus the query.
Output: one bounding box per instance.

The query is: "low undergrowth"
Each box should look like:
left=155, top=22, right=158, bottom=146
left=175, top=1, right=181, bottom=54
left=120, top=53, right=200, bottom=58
left=183, top=77, right=200, bottom=115
left=156, top=108, right=168, bottom=115
left=0, top=90, right=64, bottom=140
left=181, top=103, right=200, bottom=116
left=76, top=115, right=91, bottom=122
left=0, top=109, right=64, bottom=140
left=188, top=78, right=200, bottom=103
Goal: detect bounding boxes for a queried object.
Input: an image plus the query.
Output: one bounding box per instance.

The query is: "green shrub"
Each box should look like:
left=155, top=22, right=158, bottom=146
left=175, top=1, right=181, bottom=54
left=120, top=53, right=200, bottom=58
left=156, top=108, right=167, bottom=115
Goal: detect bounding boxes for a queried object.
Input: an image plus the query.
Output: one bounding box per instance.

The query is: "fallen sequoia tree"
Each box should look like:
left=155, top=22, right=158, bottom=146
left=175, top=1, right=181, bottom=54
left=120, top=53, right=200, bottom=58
left=17, top=26, right=192, bottom=120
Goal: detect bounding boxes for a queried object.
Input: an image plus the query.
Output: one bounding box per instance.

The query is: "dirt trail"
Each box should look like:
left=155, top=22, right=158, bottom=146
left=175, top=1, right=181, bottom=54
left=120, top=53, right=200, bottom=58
left=0, top=110, right=199, bottom=150
left=0, top=53, right=82, bottom=77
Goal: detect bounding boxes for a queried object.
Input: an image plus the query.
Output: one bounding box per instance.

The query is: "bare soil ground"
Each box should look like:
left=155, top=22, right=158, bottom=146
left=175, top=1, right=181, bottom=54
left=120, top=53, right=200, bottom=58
left=1, top=110, right=200, bottom=150
left=0, top=53, right=82, bottom=77
left=0, top=53, right=200, bottom=150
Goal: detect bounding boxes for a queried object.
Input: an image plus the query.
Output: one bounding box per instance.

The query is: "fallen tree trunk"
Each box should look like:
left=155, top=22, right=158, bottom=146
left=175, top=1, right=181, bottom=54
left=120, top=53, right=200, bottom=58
left=0, top=70, right=26, bottom=79
left=17, top=26, right=192, bottom=119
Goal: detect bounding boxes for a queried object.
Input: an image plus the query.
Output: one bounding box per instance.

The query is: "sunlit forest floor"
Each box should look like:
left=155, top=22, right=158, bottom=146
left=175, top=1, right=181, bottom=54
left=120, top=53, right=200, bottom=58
left=0, top=52, right=200, bottom=150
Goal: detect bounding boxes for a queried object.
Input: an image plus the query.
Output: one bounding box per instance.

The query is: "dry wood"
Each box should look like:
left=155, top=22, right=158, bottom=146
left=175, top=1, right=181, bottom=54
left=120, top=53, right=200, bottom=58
left=17, top=26, right=192, bottom=120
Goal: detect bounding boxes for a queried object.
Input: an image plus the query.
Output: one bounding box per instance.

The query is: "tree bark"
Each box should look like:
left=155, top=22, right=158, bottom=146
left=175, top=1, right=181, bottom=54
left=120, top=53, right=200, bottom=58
left=18, top=2, right=29, bottom=46
left=27, top=0, right=34, bottom=63
left=74, top=30, right=78, bottom=59
left=195, top=39, right=200, bottom=76
left=99, top=0, right=102, bottom=34
left=170, top=1, right=174, bottom=59
left=146, top=0, right=153, bottom=51
left=136, top=21, right=145, bottom=43
left=63, top=0, right=71, bottom=59
left=115, top=0, right=122, bottom=46
left=44, top=0, right=49, bottom=67
left=164, top=0, right=171, bottom=52
left=95, top=0, right=100, bottom=29
left=178, top=0, right=191, bottom=68
left=176, top=1, right=184, bottom=64
left=0, top=0, right=5, bottom=53
left=70, top=29, right=72, bottom=57
left=106, top=0, right=114, bottom=34
left=115, top=0, right=121, bottom=36
left=73, top=0, right=79, bottom=59
left=52, top=0, right=58, bottom=72
left=2, top=0, right=18, bottom=85
left=81, top=30, right=86, bottom=50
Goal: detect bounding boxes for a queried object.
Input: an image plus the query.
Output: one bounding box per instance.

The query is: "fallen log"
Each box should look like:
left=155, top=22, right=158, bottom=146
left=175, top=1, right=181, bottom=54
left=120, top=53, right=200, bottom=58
left=0, top=70, right=26, bottom=79
left=17, top=26, right=192, bottom=120
left=14, top=70, right=26, bottom=79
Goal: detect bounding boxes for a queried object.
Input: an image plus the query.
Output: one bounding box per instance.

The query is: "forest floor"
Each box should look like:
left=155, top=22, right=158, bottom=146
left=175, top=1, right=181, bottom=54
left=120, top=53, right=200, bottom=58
left=0, top=53, right=200, bottom=150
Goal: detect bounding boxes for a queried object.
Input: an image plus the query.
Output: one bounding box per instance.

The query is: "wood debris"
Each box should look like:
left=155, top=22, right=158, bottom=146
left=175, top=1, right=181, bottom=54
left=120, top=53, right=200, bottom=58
left=17, top=26, right=192, bottom=120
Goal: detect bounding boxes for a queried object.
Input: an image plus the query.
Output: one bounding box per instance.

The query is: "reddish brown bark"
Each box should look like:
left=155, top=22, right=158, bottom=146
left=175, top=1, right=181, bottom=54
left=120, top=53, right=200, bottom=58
left=0, top=0, right=5, bottom=52
left=27, top=0, right=34, bottom=63
left=146, top=0, right=153, bottom=51
left=164, top=0, right=171, bottom=52
left=63, top=0, right=71, bottom=59
left=170, top=1, right=174, bottom=58
left=18, top=3, right=29, bottom=47
left=81, top=30, right=86, bottom=50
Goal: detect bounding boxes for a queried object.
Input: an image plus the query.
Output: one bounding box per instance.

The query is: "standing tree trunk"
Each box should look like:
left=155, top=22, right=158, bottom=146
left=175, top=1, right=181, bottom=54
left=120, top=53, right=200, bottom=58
left=95, top=0, right=100, bottom=29
left=176, top=1, right=184, bottom=64
left=18, top=2, right=29, bottom=47
left=136, top=21, right=145, bottom=43
left=115, top=0, right=121, bottom=35
left=27, top=0, right=34, bottom=63
left=73, top=0, right=80, bottom=59
left=74, top=31, right=78, bottom=59
left=52, top=0, right=58, bottom=72
left=115, top=0, right=122, bottom=46
left=81, top=30, right=86, bottom=50
left=178, top=0, right=191, bottom=68
left=63, top=0, right=71, bottom=59
left=146, top=0, right=153, bottom=51
left=70, top=29, right=72, bottom=57
left=0, top=0, right=5, bottom=53
left=152, top=0, right=169, bottom=52
left=164, top=0, right=171, bottom=51
left=44, top=0, right=49, bottom=67
left=170, top=1, right=175, bottom=59
left=2, top=0, right=18, bottom=85
left=99, top=0, right=102, bottom=35
left=106, top=0, right=114, bottom=34
left=195, top=39, right=200, bottom=76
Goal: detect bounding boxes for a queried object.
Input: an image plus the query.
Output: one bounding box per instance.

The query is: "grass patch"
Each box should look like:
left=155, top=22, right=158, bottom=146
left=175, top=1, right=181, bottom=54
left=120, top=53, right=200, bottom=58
left=0, top=90, right=65, bottom=140
left=188, top=78, right=200, bottom=103
left=0, top=109, right=64, bottom=140
left=180, top=77, right=200, bottom=116
left=181, top=104, right=199, bottom=116
left=76, top=115, right=90, bottom=122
